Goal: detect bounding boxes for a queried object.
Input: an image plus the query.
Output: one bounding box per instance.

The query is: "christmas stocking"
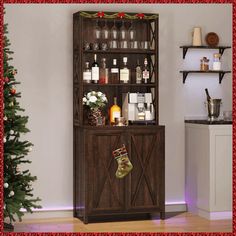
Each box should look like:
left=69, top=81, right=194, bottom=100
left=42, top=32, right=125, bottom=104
left=113, top=144, right=133, bottom=178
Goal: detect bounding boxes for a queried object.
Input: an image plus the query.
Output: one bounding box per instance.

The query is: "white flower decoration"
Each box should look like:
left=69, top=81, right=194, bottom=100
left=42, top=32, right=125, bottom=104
left=89, top=96, right=97, bottom=103
left=97, top=92, right=102, bottom=97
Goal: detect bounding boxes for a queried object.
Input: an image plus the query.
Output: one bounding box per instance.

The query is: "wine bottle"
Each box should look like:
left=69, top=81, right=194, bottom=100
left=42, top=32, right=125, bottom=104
left=110, top=59, right=119, bottom=84
left=120, top=57, right=130, bottom=84
left=110, top=97, right=121, bottom=124
left=205, top=88, right=211, bottom=102
left=142, top=58, right=150, bottom=84
left=136, top=59, right=142, bottom=84
left=99, top=58, right=108, bottom=84
left=91, top=54, right=99, bottom=84
left=83, top=62, right=92, bottom=83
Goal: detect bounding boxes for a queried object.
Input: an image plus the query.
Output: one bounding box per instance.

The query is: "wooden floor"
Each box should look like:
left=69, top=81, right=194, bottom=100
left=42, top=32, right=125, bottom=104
left=13, top=212, right=232, bottom=232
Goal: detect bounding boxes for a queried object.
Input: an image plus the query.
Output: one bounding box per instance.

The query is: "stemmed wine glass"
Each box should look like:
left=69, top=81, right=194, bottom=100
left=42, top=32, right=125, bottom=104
left=110, top=20, right=119, bottom=49
left=120, top=21, right=129, bottom=49
left=93, top=20, right=101, bottom=50
left=128, top=21, right=137, bottom=49
left=101, top=20, right=110, bottom=50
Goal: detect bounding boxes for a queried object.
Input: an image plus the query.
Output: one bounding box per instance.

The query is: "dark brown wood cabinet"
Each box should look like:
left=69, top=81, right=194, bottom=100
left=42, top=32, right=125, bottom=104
left=73, top=11, right=165, bottom=223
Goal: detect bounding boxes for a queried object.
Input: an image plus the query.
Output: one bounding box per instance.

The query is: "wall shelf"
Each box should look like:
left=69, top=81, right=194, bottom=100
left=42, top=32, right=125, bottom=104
left=180, top=46, right=231, bottom=59
left=180, top=70, right=231, bottom=84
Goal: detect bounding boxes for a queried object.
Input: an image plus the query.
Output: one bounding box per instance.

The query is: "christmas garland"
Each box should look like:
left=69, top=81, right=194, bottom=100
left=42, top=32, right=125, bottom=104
left=80, top=11, right=158, bottom=20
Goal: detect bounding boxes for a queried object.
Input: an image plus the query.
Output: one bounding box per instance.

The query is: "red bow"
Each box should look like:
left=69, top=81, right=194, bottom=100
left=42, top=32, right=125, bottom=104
left=97, top=11, right=104, bottom=18
left=118, top=12, right=125, bottom=19
left=137, top=13, right=145, bottom=19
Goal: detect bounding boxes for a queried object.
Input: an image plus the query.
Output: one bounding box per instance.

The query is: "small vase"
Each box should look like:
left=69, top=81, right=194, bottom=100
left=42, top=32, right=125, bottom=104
left=88, top=108, right=105, bottom=126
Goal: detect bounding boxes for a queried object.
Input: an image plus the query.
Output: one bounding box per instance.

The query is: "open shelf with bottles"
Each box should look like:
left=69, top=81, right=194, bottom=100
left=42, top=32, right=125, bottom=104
left=74, top=11, right=159, bottom=126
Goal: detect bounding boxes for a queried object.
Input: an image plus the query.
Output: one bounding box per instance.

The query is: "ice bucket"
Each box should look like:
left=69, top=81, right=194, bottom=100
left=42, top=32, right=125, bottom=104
left=206, top=99, right=222, bottom=120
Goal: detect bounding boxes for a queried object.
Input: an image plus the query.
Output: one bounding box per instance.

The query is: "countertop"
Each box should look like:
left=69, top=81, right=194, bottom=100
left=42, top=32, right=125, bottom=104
left=185, top=119, right=232, bottom=125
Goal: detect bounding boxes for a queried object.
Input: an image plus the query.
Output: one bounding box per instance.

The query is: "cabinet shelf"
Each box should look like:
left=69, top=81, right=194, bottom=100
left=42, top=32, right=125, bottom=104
left=180, top=70, right=231, bottom=84
left=83, top=49, right=156, bottom=55
left=180, top=45, right=231, bottom=59
left=82, top=83, right=156, bottom=87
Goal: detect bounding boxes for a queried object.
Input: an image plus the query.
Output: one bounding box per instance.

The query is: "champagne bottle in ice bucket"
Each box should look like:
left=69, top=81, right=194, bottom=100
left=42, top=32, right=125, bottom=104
left=205, top=88, right=222, bottom=121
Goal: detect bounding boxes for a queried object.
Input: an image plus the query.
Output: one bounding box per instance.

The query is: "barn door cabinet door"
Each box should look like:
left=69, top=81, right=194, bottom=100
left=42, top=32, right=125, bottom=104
left=127, top=128, right=165, bottom=215
left=85, top=129, right=127, bottom=215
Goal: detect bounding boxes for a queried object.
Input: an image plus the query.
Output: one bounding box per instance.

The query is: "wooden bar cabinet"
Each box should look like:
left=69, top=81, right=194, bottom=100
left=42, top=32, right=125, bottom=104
left=73, top=11, right=165, bottom=223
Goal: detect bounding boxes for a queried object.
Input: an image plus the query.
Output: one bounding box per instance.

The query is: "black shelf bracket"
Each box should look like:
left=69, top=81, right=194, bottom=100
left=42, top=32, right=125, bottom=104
left=219, top=48, right=225, bottom=56
left=219, top=72, right=226, bottom=84
left=183, top=47, right=188, bottom=59
left=183, top=72, right=189, bottom=83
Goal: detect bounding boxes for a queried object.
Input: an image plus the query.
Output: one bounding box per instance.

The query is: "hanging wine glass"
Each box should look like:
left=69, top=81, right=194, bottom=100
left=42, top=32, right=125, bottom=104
left=101, top=20, right=110, bottom=40
left=111, top=20, right=118, bottom=40
left=101, top=20, right=110, bottom=50
left=110, top=20, right=119, bottom=49
left=120, top=21, right=129, bottom=49
left=93, top=20, right=101, bottom=40
left=120, top=21, right=128, bottom=40
left=129, top=21, right=136, bottom=41
left=92, top=20, right=101, bottom=50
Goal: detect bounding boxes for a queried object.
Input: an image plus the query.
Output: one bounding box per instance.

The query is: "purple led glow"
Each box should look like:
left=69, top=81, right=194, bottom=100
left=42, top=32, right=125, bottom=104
left=20, top=201, right=186, bottom=212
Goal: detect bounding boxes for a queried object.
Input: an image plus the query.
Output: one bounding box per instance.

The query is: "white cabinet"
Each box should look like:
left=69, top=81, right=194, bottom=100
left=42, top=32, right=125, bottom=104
left=185, top=123, right=232, bottom=220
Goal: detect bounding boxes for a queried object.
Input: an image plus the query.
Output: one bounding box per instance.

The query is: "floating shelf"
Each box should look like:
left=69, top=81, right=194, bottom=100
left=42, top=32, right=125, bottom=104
left=179, top=70, right=231, bottom=84
left=180, top=46, right=231, bottom=59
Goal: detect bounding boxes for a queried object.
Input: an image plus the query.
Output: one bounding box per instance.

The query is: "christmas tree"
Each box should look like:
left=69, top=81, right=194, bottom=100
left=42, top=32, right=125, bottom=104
left=3, top=20, right=41, bottom=227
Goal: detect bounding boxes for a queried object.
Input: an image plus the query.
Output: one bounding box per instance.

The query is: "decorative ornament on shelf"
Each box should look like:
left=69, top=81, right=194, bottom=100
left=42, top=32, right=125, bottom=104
left=118, top=12, right=125, bottom=19
left=10, top=88, right=16, bottom=95
left=83, top=91, right=108, bottom=126
left=80, top=11, right=158, bottom=20
left=137, top=13, right=145, bottom=19
left=97, top=11, right=104, bottom=18
left=205, top=32, right=219, bottom=47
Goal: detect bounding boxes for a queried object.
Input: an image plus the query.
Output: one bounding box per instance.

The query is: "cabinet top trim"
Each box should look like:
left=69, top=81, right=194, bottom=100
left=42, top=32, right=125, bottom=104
left=76, top=11, right=158, bottom=20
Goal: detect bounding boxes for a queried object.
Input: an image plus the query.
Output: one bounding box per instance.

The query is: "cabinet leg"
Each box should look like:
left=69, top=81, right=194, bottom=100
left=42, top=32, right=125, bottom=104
left=160, top=212, right=165, bottom=220
left=84, top=216, right=89, bottom=224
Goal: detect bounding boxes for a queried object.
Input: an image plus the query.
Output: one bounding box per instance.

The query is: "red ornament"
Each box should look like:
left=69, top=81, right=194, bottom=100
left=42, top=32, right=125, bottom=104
left=118, top=12, right=125, bottom=19
left=137, top=13, right=145, bottom=19
left=10, top=88, right=16, bottom=95
left=4, top=77, right=9, bottom=83
left=97, top=11, right=104, bottom=18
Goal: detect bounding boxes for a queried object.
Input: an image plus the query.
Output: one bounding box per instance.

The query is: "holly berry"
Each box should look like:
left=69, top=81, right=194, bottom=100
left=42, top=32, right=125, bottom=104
left=10, top=88, right=16, bottom=95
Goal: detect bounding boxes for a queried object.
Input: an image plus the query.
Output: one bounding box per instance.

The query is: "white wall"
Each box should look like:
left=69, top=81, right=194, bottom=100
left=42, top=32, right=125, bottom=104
left=5, top=4, right=232, bottom=217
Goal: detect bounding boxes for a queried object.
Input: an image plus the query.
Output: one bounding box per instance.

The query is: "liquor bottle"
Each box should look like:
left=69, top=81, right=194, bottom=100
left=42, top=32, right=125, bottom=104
left=110, top=59, right=119, bottom=84
left=83, top=62, right=92, bottom=83
left=91, top=54, right=99, bottom=83
left=120, top=57, right=130, bottom=84
left=142, top=58, right=150, bottom=84
left=110, top=97, right=121, bottom=124
left=99, top=58, right=108, bottom=84
left=135, top=59, right=142, bottom=84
